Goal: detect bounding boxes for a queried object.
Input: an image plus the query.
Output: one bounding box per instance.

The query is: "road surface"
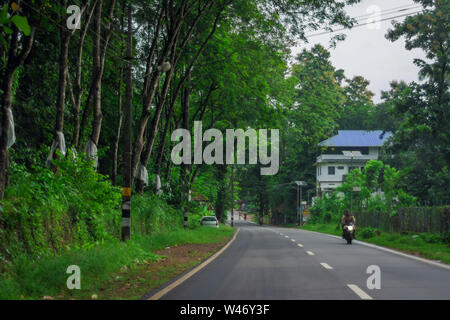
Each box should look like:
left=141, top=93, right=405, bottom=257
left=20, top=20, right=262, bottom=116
left=148, top=217, right=450, bottom=300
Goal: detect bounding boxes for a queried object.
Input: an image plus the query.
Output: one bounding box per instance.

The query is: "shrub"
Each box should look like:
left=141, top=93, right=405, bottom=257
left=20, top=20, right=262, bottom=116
left=0, top=154, right=121, bottom=261
left=359, top=227, right=377, bottom=239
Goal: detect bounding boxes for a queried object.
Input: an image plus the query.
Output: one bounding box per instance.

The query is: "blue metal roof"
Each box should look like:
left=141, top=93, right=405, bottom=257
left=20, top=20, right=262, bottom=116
left=318, top=130, right=392, bottom=147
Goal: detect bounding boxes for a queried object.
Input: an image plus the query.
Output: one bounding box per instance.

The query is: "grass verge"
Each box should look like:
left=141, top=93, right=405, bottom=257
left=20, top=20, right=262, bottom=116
left=0, top=225, right=235, bottom=300
left=300, top=223, right=450, bottom=264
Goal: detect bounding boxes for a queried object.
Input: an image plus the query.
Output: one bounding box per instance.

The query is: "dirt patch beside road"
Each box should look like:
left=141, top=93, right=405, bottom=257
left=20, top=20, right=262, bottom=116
left=88, top=242, right=227, bottom=300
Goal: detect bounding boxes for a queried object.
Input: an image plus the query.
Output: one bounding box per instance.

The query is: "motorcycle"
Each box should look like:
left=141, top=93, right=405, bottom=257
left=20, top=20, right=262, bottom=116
left=343, top=222, right=355, bottom=244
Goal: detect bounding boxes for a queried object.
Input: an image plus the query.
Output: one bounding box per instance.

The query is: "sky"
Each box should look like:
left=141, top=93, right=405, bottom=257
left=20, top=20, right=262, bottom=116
left=291, top=0, right=426, bottom=103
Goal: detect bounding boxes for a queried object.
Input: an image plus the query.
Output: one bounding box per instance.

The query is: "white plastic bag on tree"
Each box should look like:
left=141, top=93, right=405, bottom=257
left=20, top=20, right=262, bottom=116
left=70, top=146, right=77, bottom=159
left=46, top=131, right=66, bottom=167
left=154, top=174, right=162, bottom=193
left=135, top=163, right=149, bottom=186
left=0, top=108, right=16, bottom=149
left=85, top=139, right=98, bottom=169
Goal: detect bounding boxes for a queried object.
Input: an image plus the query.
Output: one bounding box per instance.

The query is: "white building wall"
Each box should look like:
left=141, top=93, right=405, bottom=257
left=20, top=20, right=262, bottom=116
left=368, top=147, right=379, bottom=157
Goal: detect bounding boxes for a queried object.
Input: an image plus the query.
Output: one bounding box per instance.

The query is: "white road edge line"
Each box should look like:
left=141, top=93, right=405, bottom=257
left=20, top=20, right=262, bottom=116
left=297, top=243, right=303, bottom=247
left=347, top=284, right=373, bottom=300
left=320, top=262, right=333, bottom=270
left=297, top=228, right=450, bottom=271
left=306, top=251, right=315, bottom=256
left=147, top=229, right=240, bottom=300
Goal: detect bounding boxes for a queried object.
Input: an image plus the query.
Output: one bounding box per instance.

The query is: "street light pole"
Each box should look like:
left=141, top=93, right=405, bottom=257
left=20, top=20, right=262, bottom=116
left=295, top=181, right=307, bottom=227
left=300, top=185, right=303, bottom=226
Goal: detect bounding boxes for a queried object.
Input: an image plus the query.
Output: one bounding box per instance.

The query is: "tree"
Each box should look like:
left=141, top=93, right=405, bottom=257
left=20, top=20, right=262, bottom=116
left=338, top=75, right=375, bottom=130
left=384, top=0, right=450, bottom=202
left=0, top=0, right=35, bottom=199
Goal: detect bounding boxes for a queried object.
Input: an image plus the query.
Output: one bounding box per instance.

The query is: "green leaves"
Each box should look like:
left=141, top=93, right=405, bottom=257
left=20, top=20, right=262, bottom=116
left=10, top=15, right=30, bottom=36
left=0, top=4, right=8, bottom=24
left=0, top=4, right=31, bottom=37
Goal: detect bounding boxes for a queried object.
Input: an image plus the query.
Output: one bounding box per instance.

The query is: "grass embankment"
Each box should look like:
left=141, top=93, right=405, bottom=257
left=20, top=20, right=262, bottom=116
left=0, top=225, right=235, bottom=300
left=0, top=157, right=235, bottom=299
left=301, top=223, right=450, bottom=264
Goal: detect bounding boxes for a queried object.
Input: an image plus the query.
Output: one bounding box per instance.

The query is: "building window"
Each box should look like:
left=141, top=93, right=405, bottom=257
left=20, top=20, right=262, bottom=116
left=337, top=166, right=344, bottom=170
left=328, top=166, right=335, bottom=175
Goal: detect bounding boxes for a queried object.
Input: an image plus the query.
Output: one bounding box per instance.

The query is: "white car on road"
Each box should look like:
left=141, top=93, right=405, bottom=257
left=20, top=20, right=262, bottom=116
left=200, top=216, right=219, bottom=228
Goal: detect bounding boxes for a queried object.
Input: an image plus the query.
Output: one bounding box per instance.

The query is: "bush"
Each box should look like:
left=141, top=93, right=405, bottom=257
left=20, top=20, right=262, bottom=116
left=419, top=233, right=442, bottom=244
left=359, top=227, right=377, bottom=239
left=132, top=193, right=183, bottom=235
left=309, top=193, right=343, bottom=224
left=0, top=153, right=121, bottom=261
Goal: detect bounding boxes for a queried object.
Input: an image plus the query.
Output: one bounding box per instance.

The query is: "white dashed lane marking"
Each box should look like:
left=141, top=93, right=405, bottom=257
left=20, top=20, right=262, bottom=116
left=347, top=284, right=373, bottom=300
left=306, top=251, right=315, bottom=256
left=297, top=244, right=303, bottom=247
left=320, top=263, right=333, bottom=270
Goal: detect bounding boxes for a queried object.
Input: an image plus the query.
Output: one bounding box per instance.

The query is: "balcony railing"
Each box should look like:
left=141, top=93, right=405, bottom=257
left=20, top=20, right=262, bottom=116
left=316, top=154, right=378, bottom=163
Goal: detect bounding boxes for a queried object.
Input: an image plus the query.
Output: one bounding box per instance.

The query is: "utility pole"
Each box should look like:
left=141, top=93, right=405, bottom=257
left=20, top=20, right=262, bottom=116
left=231, top=165, right=234, bottom=227
left=121, top=1, right=133, bottom=242
left=300, top=185, right=303, bottom=226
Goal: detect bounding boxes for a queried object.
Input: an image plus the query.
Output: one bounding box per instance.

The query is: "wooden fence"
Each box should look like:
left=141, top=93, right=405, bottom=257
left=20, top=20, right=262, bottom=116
left=354, top=206, right=450, bottom=234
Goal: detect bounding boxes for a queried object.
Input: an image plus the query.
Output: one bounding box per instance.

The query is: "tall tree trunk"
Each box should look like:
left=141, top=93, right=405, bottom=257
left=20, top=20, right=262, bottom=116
left=112, top=64, right=124, bottom=185
left=182, top=79, right=191, bottom=228
left=135, top=66, right=175, bottom=194
left=0, top=23, right=36, bottom=199
left=72, top=0, right=97, bottom=148
left=131, top=0, right=190, bottom=181
left=112, top=0, right=126, bottom=185
left=215, top=164, right=228, bottom=223
left=88, top=0, right=116, bottom=150
left=155, top=93, right=176, bottom=179
left=53, top=1, right=71, bottom=163
left=89, top=0, right=103, bottom=146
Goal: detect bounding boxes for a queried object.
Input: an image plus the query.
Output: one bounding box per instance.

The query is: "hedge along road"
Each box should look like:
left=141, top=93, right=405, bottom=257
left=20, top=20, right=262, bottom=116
left=144, top=219, right=450, bottom=300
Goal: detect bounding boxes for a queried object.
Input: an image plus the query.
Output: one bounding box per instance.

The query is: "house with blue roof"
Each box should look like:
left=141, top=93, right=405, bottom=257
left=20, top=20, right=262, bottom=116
left=315, top=130, right=392, bottom=197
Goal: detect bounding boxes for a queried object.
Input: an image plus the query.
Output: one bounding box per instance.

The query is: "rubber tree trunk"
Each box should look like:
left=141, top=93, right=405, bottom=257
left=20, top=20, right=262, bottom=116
left=0, top=25, right=36, bottom=199
left=72, top=0, right=97, bottom=148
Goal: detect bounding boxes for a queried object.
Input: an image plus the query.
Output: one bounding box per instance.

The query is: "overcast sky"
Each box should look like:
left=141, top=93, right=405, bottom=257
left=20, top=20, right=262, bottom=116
left=291, top=0, right=426, bottom=103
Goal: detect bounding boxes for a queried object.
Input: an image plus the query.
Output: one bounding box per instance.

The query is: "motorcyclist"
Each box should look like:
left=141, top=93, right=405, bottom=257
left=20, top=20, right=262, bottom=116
left=340, top=210, right=356, bottom=239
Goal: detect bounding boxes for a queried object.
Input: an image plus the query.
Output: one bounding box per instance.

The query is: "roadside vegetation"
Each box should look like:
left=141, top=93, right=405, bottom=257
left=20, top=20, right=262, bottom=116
left=0, top=155, right=234, bottom=299
left=302, top=223, right=450, bottom=264
left=299, top=160, right=450, bottom=264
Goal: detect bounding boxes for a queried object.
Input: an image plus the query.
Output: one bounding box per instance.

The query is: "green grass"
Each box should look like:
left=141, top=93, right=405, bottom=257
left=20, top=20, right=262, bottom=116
left=301, top=223, right=450, bottom=264
left=0, top=225, right=235, bottom=300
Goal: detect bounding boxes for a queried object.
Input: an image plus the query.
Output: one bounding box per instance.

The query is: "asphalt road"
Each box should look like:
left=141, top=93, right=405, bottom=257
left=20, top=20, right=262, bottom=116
left=154, top=217, right=450, bottom=300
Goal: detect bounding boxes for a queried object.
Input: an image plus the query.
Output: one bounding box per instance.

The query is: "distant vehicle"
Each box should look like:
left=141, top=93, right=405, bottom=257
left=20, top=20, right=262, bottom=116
left=200, top=216, right=219, bottom=228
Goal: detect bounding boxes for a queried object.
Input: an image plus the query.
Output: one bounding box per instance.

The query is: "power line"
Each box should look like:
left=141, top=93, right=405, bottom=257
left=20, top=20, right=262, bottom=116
left=305, top=10, right=424, bottom=39
left=351, top=4, right=422, bottom=22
